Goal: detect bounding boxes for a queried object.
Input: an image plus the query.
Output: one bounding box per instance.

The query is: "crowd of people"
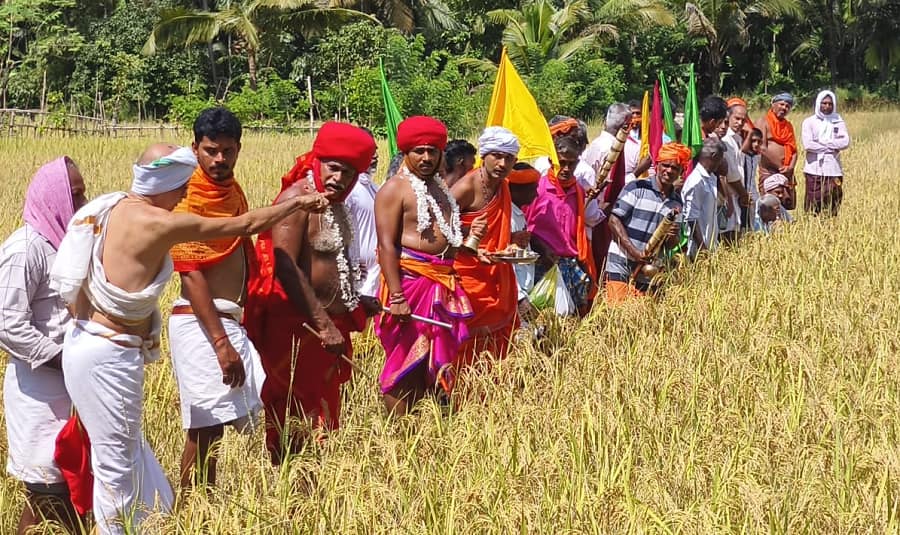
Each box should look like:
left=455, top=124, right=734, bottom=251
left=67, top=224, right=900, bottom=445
left=0, top=90, right=850, bottom=534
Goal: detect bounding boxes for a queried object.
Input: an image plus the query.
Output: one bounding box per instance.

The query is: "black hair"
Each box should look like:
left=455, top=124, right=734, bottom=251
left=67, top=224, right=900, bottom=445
left=193, top=107, right=242, bottom=144
left=700, top=96, right=728, bottom=122
left=444, top=139, right=476, bottom=167
left=750, top=127, right=763, bottom=138
left=513, top=162, right=535, bottom=171
left=627, top=99, right=642, bottom=110
left=554, top=135, right=581, bottom=157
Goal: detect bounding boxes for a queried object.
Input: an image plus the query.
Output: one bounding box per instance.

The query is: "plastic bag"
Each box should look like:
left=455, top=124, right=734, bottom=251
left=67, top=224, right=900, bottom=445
left=528, top=265, right=559, bottom=310
left=552, top=266, right=576, bottom=316
left=529, top=265, right=576, bottom=316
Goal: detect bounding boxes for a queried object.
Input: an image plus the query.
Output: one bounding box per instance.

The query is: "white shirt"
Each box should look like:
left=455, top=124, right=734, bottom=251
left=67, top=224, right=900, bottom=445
left=510, top=204, right=534, bottom=301
left=344, top=173, right=381, bottom=297
left=722, top=129, right=745, bottom=185
left=681, top=163, right=718, bottom=256
left=0, top=225, right=69, bottom=367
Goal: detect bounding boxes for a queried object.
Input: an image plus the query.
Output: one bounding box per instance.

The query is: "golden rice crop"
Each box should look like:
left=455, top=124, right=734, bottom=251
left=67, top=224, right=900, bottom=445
left=1, top=111, right=899, bottom=533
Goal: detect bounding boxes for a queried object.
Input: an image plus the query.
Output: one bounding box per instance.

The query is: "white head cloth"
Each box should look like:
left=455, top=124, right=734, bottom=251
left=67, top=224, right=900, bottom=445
left=478, top=126, right=520, bottom=157
left=763, top=173, right=789, bottom=192
left=814, top=90, right=842, bottom=142
left=131, top=146, right=197, bottom=195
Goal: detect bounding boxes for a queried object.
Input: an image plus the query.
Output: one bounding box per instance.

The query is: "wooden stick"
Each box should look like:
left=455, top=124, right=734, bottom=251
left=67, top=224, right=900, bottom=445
left=300, top=323, right=376, bottom=382
left=380, top=307, right=452, bottom=330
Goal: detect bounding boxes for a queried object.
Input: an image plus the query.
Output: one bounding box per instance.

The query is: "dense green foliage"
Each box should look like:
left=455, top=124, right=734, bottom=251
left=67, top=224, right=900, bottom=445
left=0, top=0, right=896, bottom=129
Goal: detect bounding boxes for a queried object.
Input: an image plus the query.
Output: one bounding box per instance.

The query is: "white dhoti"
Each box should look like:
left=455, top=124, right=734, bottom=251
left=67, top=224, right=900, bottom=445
left=62, top=320, right=174, bottom=535
left=4, top=359, right=71, bottom=485
left=168, top=298, right=265, bottom=430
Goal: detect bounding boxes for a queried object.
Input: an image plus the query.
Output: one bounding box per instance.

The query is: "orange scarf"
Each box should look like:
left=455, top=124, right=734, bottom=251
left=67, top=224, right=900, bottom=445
left=547, top=169, right=595, bottom=282
left=455, top=179, right=517, bottom=331
left=170, top=167, right=250, bottom=272
left=766, top=109, right=796, bottom=166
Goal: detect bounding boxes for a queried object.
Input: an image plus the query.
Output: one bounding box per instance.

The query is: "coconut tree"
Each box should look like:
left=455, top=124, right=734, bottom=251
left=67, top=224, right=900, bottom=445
left=483, top=0, right=673, bottom=75
left=486, top=0, right=596, bottom=75
left=327, top=0, right=461, bottom=34
left=143, top=0, right=374, bottom=90
left=676, top=0, right=801, bottom=93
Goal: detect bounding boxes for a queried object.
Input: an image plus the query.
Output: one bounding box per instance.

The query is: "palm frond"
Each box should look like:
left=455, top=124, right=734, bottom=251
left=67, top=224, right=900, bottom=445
left=456, top=56, right=499, bottom=75
left=486, top=9, right=522, bottom=25
left=280, top=7, right=378, bottom=38
left=684, top=2, right=717, bottom=39
left=746, top=0, right=802, bottom=19
left=143, top=8, right=220, bottom=55
left=557, top=34, right=598, bottom=61
left=580, top=22, right=619, bottom=40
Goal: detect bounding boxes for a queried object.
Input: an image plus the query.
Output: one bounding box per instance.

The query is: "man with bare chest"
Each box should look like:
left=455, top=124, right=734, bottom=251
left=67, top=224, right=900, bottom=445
left=452, top=126, right=520, bottom=366
left=375, top=116, right=481, bottom=416
left=758, top=93, right=798, bottom=208
left=51, top=142, right=327, bottom=534
left=243, top=122, right=380, bottom=464
left=168, top=108, right=265, bottom=490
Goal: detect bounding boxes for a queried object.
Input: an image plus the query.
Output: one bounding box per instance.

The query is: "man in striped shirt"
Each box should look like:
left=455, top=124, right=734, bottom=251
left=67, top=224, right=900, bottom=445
left=605, top=143, right=691, bottom=304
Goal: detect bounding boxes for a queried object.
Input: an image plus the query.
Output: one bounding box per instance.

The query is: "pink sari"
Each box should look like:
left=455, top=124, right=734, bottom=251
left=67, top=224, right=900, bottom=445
left=376, top=248, right=472, bottom=394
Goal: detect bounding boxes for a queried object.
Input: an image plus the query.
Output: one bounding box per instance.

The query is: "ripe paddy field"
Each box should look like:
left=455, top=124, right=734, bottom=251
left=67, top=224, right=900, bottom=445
left=1, top=110, right=899, bottom=533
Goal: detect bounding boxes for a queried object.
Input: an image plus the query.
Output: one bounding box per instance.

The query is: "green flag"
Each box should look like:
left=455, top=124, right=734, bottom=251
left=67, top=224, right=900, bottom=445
left=682, top=63, right=703, bottom=157
left=379, top=59, right=403, bottom=157
left=658, top=70, right=676, bottom=141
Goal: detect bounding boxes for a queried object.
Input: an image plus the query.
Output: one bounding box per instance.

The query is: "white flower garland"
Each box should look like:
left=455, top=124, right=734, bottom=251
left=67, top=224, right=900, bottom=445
left=306, top=172, right=361, bottom=310
left=400, top=166, right=463, bottom=247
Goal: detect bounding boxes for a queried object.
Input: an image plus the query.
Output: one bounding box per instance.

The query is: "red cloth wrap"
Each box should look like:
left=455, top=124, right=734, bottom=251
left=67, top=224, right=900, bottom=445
left=54, top=413, right=93, bottom=514
left=397, top=116, right=448, bottom=152
left=313, top=121, right=377, bottom=174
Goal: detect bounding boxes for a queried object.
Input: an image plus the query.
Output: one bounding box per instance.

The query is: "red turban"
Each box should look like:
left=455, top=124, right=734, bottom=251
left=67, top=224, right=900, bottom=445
left=397, top=116, right=448, bottom=152
left=507, top=167, right=541, bottom=185
left=312, top=121, right=377, bottom=174
left=657, top=142, right=692, bottom=170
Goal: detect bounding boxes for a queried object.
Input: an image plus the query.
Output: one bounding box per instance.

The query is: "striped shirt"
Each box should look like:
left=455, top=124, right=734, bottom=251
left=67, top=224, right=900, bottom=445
left=606, top=179, right=682, bottom=285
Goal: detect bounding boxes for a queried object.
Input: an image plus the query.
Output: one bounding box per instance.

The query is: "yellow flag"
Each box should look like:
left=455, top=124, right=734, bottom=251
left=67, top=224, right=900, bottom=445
left=485, top=48, right=558, bottom=168
left=639, top=90, right=650, bottom=161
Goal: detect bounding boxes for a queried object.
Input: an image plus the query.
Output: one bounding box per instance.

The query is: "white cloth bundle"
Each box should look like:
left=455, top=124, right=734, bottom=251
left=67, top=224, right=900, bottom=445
left=131, top=146, right=196, bottom=195
left=478, top=126, right=520, bottom=157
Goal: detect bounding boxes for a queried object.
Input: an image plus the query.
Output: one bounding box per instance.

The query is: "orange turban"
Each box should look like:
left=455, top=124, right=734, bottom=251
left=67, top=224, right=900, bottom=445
left=507, top=167, right=540, bottom=185
left=657, top=142, right=692, bottom=170
left=397, top=116, right=448, bottom=152
left=549, top=118, right=579, bottom=137
left=727, top=97, right=747, bottom=109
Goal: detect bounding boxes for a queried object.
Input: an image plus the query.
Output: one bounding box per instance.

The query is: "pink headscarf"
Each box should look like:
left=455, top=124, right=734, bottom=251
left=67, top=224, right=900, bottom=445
left=23, top=157, right=75, bottom=250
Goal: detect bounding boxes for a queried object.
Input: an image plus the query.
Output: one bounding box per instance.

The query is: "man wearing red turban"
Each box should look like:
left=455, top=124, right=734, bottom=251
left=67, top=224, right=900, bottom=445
left=244, top=121, right=381, bottom=464
left=375, top=116, right=476, bottom=416
left=605, top=142, right=688, bottom=304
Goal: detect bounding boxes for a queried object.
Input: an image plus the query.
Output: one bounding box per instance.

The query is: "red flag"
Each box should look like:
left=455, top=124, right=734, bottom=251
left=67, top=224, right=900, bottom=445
left=650, top=80, right=664, bottom=162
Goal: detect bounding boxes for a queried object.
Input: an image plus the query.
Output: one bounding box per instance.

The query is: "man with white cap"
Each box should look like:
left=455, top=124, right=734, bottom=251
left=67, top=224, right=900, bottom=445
left=49, top=142, right=328, bottom=535
left=451, top=126, right=520, bottom=365
left=755, top=173, right=794, bottom=230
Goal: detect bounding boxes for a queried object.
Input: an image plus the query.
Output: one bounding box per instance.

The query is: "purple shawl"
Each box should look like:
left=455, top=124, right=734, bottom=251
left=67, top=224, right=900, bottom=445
left=23, top=157, right=74, bottom=250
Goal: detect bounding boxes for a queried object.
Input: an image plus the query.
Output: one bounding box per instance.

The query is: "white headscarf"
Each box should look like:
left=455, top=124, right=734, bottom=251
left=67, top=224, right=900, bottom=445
left=131, top=146, right=197, bottom=195
left=814, top=90, right=842, bottom=142
left=478, top=126, right=520, bottom=157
